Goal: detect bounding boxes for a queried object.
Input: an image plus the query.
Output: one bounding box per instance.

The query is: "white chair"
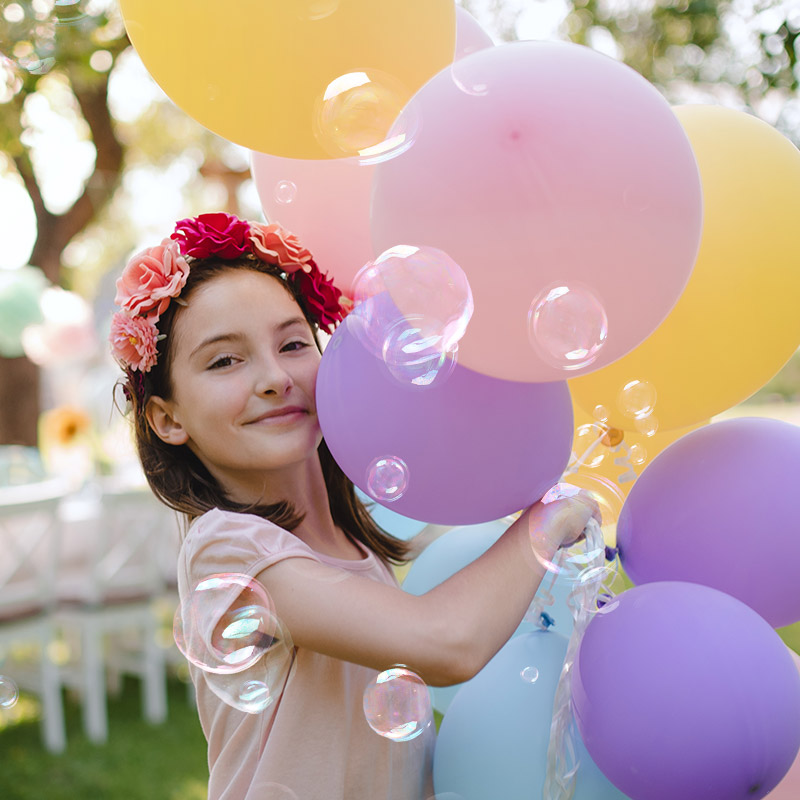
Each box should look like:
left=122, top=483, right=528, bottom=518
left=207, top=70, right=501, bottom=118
left=55, top=482, right=175, bottom=743
left=0, top=479, right=68, bottom=753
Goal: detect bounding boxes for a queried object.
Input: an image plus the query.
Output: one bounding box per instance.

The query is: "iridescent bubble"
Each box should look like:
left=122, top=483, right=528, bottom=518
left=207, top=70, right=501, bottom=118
left=54, top=0, right=87, bottom=25
left=363, top=666, right=433, bottom=742
left=528, top=282, right=608, bottom=371
left=313, top=70, right=419, bottom=164
left=562, top=475, right=625, bottom=539
left=382, top=316, right=458, bottom=388
left=274, top=180, right=297, bottom=205
left=634, top=414, right=659, bottom=438
left=366, top=456, right=409, bottom=504
left=351, top=245, right=473, bottom=385
left=569, top=423, right=608, bottom=470
left=173, top=573, right=278, bottom=674
left=592, top=404, right=610, bottom=425
left=520, top=666, right=539, bottom=683
left=0, top=675, right=19, bottom=709
left=617, top=379, right=656, bottom=420
left=628, top=442, right=647, bottom=465
left=204, top=617, right=295, bottom=714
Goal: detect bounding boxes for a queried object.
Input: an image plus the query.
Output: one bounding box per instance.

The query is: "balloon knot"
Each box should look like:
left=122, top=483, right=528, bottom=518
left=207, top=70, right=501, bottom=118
left=605, top=546, right=619, bottom=562
left=539, top=611, right=556, bottom=629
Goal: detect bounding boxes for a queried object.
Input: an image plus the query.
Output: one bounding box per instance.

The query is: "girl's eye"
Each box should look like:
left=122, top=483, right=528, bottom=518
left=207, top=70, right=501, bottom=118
left=282, top=340, right=311, bottom=352
left=209, top=355, right=236, bottom=370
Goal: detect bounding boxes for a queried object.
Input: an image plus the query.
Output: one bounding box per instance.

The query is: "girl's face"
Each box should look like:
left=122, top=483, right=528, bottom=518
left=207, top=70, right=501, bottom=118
left=147, top=269, right=323, bottom=496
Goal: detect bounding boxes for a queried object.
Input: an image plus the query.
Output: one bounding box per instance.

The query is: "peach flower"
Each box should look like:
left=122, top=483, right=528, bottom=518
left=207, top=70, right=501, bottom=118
left=108, top=312, right=159, bottom=372
left=114, top=239, right=190, bottom=318
left=248, top=222, right=314, bottom=272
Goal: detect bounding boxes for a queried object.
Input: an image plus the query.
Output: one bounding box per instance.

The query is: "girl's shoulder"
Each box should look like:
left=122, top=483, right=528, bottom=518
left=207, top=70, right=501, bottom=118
left=181, top=508, right=320, bottom=581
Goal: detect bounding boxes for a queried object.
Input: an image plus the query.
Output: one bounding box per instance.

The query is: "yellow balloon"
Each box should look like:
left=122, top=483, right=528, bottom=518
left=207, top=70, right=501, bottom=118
left=119, top=0, right=456, bottom=158
left=565, top=399, right=707, bottom=546
left=571, top=105, right=800, bottom=431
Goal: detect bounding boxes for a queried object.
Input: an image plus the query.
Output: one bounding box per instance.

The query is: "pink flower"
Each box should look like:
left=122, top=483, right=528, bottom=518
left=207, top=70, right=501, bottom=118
left=115, top=239, right=189, bottom=318
left=109, top=312, right=159, bottom=372
left=248, top=222, right=313, bottom=272
left=171, top=213, right=251, bottom=258
left=290, top=265, right=349, bottom=331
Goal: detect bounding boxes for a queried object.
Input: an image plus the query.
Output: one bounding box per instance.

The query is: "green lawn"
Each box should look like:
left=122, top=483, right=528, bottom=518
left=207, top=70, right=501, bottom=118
left=0, top=677, right=209, bottom=800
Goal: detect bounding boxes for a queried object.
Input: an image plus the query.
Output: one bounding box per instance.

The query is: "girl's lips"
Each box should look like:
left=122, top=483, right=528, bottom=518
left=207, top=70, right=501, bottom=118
left=248, top=408, right=307, bottom=425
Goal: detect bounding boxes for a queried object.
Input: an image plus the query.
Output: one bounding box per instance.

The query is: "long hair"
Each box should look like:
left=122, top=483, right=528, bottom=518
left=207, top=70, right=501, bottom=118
left=120, top=254, right=410, bottom=565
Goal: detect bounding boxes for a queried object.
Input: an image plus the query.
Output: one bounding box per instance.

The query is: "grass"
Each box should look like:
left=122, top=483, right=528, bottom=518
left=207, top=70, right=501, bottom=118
left=0, top=676, right=208, bottom=800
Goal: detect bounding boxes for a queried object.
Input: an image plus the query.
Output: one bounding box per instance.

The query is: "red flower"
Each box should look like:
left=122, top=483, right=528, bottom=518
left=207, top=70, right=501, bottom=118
left=290, top=264, right=349, bottom=331
left=171, top=213, right=251, bottom=259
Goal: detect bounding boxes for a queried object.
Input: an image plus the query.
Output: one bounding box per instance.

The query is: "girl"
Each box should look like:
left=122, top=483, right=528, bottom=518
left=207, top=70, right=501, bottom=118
left=110, top=212, right=600, bottom=800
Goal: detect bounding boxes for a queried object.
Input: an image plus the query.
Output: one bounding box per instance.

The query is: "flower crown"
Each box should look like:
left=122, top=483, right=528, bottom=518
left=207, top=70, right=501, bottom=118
left=109, top=213, right=350, bottom=375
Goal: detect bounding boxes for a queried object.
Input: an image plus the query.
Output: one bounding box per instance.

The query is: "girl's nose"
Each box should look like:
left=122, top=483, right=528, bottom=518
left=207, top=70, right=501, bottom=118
left=255, top=358, right=294, bottom=396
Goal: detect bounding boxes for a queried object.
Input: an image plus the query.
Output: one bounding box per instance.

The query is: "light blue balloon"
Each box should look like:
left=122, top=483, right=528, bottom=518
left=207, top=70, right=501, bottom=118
left=433, top=631, right=630, bottom=800
left=356, top=486, right=428, bottom=540
left=402, top=520, right=576, bottom=712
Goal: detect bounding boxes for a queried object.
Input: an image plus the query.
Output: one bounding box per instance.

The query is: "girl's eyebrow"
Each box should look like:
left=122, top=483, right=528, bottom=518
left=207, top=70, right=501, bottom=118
left=189, top=317, right=309, bottom=359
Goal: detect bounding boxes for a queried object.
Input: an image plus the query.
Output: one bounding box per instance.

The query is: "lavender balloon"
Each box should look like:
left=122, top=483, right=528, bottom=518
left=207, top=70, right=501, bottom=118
left=316, top=313, right=573, bottom=524
left=572, top=581, right=800, bottom=800
left=617, top=417, right=800, bottom=628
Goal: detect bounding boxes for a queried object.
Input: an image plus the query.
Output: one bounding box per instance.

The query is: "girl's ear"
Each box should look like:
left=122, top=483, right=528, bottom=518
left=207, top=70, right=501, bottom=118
left=145, top=396, right=189, bottom=446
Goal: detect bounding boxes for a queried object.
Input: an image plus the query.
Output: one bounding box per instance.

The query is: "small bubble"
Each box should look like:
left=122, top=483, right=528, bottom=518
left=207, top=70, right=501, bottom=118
left=569, top=423, right=608, bottom=469
left=274, top=180, right=297, bottom=205
left=520, top=666, right=539, bottom=683
left=528, top=283, right=608, bottom=371
left=634, top=415, right=658, bottom=438
left=628, top=442, right=647, bottom=465
left=617, top=379, right=656, bottom=420
left=592, top=404, right=610, bottom=424
left=0, top=675, right=19, bottom=709
left=363, top=666, right=432, bottom=742
left=366, top=456, right=409, bottom=503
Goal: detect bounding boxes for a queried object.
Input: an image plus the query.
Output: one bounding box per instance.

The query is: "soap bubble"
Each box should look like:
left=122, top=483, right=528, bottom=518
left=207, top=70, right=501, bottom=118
left=617, top=379, right=656, bottom=420
left=204, top=615, right=295, bottom=714
left=569, top=423, right=608, bottom=470
left=363, top=666, right=433, bottom=742
left=528, top=282, right=608, bottom=371
left=0, top=675, right=19, bottom=709
left=173, top=573, right=279, bottom=674
left=274, top=180, right=297, bottom=205
left=313, top=70, right=418, bottom=164
left=628, top=443, right=647, bottom=465
left=634, top=414, right=659, bottom=438
left=366, top=456, right=409, bottom=503
left=351, top=245, right=473, bottom=386
left=520, top=666, right=539, bottom=683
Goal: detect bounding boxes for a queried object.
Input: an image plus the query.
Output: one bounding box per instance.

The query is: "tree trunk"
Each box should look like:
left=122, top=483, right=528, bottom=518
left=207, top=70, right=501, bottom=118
left=0, top=357, right=39, bottom=445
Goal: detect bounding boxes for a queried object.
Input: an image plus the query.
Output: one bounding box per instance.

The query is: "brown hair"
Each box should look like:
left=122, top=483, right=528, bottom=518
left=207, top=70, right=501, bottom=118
left=121, top=254, right=409, bottom=565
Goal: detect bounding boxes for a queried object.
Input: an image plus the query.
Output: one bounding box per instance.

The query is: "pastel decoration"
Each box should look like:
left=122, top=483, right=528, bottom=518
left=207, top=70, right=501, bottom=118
left=402, top=519, right=574, bottom=713
left=0, top=266, right=48, bottom=358
left=571, top=105, right=800, bottom=431
left=434, top=631, right=629, bottom=800
left=766, top=649, right=800, bottom=799
left=454, top=6, right=494, bottom=60
left=250, top=151, right=374, bottom=292
left=119, top=0, right=455, bottom=158
left=617, top=417, right=800, bottom=628
left=370, top=41, right=702, bottom=382
left=572, top=582, right=800, bottom=800
left=316, top=312, right=573, bottom=524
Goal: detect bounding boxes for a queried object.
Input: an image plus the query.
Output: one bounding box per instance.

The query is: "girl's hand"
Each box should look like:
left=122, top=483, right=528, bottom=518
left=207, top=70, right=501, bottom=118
left=529, top=490, right=602, bottom=551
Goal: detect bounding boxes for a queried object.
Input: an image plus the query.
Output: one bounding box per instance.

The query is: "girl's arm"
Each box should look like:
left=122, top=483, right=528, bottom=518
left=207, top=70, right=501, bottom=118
left=404, top=523, right=453, bottom=560
left=256, top=493, right=599, bottom=687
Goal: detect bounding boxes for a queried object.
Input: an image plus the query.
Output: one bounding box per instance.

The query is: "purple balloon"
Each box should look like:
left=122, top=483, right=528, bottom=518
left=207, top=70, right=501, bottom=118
left=617, top=417, right=800, bottom=628
left=316, top=313, right=573, bottom=524
left=572, top=581, right=800, bottom=800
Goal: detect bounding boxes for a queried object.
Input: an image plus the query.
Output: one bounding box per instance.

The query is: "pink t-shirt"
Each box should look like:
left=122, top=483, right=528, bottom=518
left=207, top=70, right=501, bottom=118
left=177, top=508, right=435, bottom=800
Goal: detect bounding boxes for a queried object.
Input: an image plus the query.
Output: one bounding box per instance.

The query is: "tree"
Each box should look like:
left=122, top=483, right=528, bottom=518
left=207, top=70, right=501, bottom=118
left=0, top=0, right=128, bottom=444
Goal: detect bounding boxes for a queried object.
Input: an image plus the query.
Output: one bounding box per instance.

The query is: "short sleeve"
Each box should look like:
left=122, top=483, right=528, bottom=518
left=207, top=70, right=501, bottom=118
left=179, top=508, right=320, bottom=593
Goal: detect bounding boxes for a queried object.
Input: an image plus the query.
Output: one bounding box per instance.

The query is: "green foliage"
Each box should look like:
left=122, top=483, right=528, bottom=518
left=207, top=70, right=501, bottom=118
left=0, top=677, right=208, bottom=800
left=746, top=349, right=800, bottom=402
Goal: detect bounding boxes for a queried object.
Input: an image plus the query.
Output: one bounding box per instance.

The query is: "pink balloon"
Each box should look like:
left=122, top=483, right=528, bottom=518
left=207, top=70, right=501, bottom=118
left=250, top=151, right=374, bottom=292
left=371, top=41, right=703, bottom=382
left=455, top=6, right=493, bottom=61
left=767, top=649, right=800, bottom=799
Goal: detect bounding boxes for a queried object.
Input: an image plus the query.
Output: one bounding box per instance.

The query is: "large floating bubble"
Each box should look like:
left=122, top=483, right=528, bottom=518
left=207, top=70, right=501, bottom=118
left=366, top=456, right=409, bottom=503
left=0, top=675, right=19, bottom=709
left=363, top=666, right=433, bottom=742
left=313, top=70, right=419, bottom=164
left=528, top=282, right=608, bottom=372
left=173, top=573, right=279, bottom=675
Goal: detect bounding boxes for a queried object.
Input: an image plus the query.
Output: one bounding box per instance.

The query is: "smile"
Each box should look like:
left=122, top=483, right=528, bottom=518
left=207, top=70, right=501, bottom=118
left=248, top=409, right=308, bottom=426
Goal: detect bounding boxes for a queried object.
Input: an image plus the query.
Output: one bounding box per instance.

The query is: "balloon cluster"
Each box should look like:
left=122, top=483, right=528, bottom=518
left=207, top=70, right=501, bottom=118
left=121, top=2, right=800, bottom=798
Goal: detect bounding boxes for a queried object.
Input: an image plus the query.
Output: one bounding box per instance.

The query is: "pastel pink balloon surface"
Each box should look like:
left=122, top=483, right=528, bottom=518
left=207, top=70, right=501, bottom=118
left=454, top=6, right=493, bottom=61
left=251, top=151, right=374, bottom=292
left=371, top=41, right=703, bottom=382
